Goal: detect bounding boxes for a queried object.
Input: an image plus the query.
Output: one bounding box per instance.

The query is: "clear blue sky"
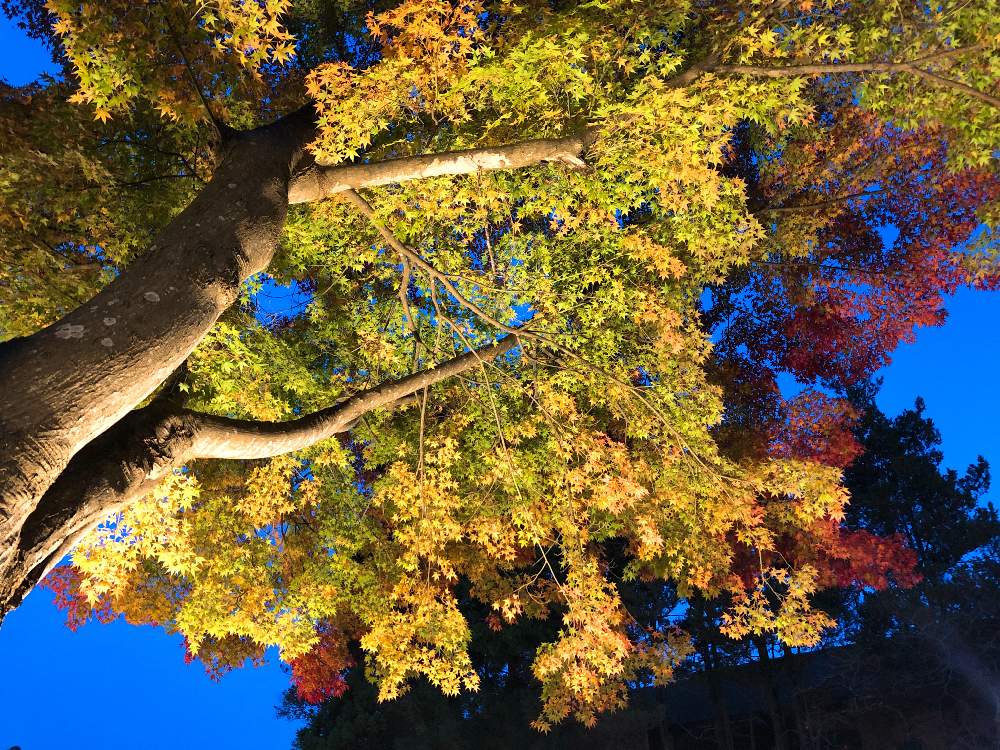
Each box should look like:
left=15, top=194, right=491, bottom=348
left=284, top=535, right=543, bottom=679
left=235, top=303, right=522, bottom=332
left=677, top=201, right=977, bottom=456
left=1, top=14, right=998, bottom=750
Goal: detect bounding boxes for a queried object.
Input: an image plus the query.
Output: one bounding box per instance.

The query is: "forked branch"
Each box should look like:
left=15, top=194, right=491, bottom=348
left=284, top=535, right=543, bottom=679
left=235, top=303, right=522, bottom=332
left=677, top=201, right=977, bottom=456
left=0, top=334, right=521, bottom=617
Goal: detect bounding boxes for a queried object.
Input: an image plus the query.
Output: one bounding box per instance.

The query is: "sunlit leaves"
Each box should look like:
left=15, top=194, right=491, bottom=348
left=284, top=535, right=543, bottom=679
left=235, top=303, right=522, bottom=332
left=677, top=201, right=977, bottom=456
left=307, top=0, right=484, bottom=163
left=721, top=565, right=835, bottom=647
left=852, top=1, right=1000, bottom=168
left=47, top=0, right=295, bottom=123
left=23, top=0, right=1000, bottom=733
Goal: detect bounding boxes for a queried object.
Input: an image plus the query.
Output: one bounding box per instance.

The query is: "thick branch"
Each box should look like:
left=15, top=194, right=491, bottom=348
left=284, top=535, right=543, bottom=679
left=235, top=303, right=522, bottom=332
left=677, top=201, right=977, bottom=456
left=287, top=45, right=994, bottom=210
left=0, top=335, right=519, bottom=619
left=189, top=334, right=519, bottom=459
left=288, top=131, right=596, bottom=205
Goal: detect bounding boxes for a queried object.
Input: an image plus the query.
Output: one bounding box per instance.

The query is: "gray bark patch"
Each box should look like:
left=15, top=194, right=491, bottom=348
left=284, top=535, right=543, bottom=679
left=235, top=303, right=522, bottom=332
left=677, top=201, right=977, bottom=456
left=55, top=324, right=85, bottom=339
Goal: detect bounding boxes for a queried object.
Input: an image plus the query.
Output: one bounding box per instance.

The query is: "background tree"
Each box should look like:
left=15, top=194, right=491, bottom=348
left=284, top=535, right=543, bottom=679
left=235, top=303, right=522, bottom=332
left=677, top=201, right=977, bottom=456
left=0, top=0, right=998, bottom=731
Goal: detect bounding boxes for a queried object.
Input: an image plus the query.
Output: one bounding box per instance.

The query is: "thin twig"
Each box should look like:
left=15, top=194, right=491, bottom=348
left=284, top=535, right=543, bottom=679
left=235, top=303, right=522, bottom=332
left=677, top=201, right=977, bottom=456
left=708, top=45, right=998, bottom=109
left=342, top=188, right=527, bottom=339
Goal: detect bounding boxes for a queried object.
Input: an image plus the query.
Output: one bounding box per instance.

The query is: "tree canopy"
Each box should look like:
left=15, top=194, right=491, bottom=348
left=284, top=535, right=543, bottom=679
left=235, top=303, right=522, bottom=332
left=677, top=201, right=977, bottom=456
left=0, top=0, right=998, bottom=731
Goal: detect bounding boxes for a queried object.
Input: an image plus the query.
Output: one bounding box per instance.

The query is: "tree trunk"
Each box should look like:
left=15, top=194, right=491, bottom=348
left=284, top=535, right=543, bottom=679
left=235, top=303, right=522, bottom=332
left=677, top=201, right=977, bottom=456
left=705, top=643, right=736, bottom=750
left=754, top=636, right=790, bottom=750
left=0, top=108, right=314, bottom=617
left=0, top=402, right=198, bottom=613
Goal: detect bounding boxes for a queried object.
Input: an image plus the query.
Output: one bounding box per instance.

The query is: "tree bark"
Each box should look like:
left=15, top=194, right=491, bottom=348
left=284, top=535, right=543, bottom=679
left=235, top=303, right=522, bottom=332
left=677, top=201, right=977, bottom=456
left=754, top=636, right=790, bottom=750
left=287, top=131, right=596, bottom=204
left=700, top=631, right=736, bottom=750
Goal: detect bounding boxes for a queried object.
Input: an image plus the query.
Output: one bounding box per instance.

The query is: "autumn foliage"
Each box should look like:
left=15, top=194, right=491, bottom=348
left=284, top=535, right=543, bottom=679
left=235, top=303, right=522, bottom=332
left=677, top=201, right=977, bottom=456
left=2, top=0, right=996, bottom=733
left=288, top=625, right=354, bottom=704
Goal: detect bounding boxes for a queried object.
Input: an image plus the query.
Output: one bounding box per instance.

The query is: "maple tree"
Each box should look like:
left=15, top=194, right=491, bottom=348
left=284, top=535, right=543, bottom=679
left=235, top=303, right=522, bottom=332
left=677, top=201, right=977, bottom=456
left=0, top=0, right=998, bottom=730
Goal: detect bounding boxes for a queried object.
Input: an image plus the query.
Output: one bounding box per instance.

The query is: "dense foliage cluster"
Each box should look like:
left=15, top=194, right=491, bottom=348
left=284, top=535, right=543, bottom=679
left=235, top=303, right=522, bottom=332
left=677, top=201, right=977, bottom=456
left=0, top=0, right=996, bottom=731
left=277, top=394, right=999, bottom=749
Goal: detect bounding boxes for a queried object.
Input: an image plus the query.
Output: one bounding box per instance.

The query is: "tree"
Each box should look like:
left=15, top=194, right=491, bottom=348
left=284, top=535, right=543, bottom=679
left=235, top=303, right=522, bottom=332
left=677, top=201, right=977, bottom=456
left=1, top=0, right=998, bottom=729
left=841, top=390, right=999, bottom=696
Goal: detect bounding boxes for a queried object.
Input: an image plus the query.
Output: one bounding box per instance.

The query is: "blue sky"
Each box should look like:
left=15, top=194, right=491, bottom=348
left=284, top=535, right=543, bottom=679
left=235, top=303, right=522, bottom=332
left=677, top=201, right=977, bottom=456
left=0, top=16, right=55, bottom=85
left=1, top=13, right=998, bottom=750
